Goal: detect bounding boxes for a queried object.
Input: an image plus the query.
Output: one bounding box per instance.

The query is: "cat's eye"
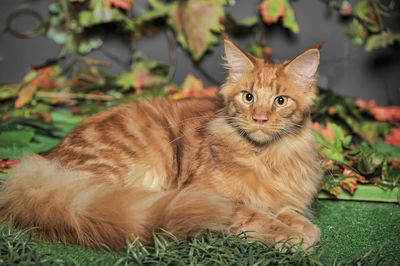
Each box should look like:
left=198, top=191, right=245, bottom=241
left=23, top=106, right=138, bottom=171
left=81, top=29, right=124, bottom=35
left=242, top=91, right=254, bottom=104
left=274, top=96, right=288, bottom=106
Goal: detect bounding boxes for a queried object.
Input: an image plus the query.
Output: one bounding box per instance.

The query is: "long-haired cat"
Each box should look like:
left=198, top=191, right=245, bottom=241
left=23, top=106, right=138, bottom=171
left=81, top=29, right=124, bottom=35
left=0, top=36, right=322, bottom=250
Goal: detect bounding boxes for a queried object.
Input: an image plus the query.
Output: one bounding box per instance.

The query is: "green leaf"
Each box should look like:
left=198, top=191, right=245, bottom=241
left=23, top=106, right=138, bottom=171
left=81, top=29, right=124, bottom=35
left=139, top=0, right=175, bottom=21
left=357, top=143, right=385, bottom=176
left=282, top=0, right=299, bottom=33
left=116, top=58, right=168, bottom=92
left=259, top=0, right=299, bottom=33
left=353, top=0, right=380, bottom=32
left=247, top=42, right=264, bottom=58
left=237, top=16, right=259, bottom=28
left=345, top=19, right=367, bottom=46
left=0, top=129, right=35, bottom=148
left=375, top=143, right=400, bottom=160
left=318, top=185, right=399, bottom=202
left=365, top=31, right=398, bottom=51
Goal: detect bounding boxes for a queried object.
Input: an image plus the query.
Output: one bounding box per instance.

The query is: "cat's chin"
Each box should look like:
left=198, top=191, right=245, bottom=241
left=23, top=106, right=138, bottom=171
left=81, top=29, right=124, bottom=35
left=246, top=129, right=276, bottom=145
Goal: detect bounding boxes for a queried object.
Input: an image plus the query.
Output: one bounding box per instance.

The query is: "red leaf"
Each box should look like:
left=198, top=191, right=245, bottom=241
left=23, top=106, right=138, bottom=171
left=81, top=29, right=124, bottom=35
left=355, top=98, right=400, bottom=122
left=385, top=128, right=400, bottom=147
left=0, top=159, right=19, bottom=174
left=105, top=0, right=133, bottom=10
left=371, top=106, right=400, bottom=122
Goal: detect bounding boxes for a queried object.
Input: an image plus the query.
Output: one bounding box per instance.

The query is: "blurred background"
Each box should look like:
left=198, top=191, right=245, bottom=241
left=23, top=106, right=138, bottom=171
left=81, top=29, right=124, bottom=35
left=0, top=0, right=399, bottom=105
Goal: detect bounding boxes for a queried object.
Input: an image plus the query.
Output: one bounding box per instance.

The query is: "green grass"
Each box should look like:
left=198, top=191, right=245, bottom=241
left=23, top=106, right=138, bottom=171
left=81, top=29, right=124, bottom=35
left=0, top=200, right=399, bottom=265
left=313, top=200, right=400, bottom=265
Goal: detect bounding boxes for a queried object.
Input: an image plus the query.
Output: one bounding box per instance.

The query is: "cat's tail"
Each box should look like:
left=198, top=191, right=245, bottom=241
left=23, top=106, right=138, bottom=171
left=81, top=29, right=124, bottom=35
left=0, top=155, right=235, bottom=249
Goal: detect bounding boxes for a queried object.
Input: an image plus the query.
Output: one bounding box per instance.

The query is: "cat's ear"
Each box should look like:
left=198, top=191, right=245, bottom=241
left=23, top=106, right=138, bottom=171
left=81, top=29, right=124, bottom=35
left=223, top=35, right=255, bottom=82
left=284, top=46, right=321, bottom=90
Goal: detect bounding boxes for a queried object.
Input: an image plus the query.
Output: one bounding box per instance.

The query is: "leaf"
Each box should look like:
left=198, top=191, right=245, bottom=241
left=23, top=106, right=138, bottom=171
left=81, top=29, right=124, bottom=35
left=385, top=128, right=400, bottom=147
left=46, top=2, right=105, bottom=54
left=340, top=167, right=369, bottom=195
left=353, top=0, right=380, bottom=32
left=106, top=0, right=133, bottom=10
left=170, top=74, right=218, bottom=100
left=247, top=42, right=272, bottom=59
left=0, top=129, right=35, bottom=148
left=78, top=4, right=128, bottom=27
left=357, top=143, right=385, bottom=176
left=167, top=0, right=225, bottom=60
left=314, top=122, right=350, bottom=165
left=345, top=19, right=368, bottom=46
left=259, top=0, right=299, bottom=33
left=365, top=31, right=399, bottom=51
left=25, top=66, right=65, bottom=90
left=237, top=16, right=259, bottom=28
left=349, top=120, right=391, bottom=143
left=339, top=0, right=353, bottom=16
left=15, top=85, right=37, bottom=108
left=71, top=67, right=107, bottom=91
left=355, top=98, right=400, bottom=122
left=139, top=0, right=175, bottom=22
left=375, top=142, right=400, bottom=160
left=0, top=84, right=19, bottom=101
left=116, top=59, right=168, bottom=93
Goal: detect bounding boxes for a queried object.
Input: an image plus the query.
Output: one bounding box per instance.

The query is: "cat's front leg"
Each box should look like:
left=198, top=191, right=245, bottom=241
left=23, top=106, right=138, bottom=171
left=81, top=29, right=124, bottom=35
left=276, top=207, right=320, bottom=244
left=229, top=206, right=312, bottom=249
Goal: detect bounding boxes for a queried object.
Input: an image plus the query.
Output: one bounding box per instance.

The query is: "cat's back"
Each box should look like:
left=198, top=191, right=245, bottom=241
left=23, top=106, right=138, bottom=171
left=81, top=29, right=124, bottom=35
left=42, top=98, right=222, bottom=187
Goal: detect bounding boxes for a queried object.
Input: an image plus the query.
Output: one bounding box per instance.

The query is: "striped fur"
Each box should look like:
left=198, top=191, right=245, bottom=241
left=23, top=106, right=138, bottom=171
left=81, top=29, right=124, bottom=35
left=0, top=38, right=323, bottom=250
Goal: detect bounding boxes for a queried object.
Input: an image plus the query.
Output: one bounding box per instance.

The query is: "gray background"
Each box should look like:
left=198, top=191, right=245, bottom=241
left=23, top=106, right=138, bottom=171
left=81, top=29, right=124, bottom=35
left=1, top=0, right=399, bottom=105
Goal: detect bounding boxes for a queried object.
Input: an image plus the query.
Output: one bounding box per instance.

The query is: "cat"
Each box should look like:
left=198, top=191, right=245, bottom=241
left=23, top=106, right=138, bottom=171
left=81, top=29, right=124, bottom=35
left=0, top=36, right=322, bottom=251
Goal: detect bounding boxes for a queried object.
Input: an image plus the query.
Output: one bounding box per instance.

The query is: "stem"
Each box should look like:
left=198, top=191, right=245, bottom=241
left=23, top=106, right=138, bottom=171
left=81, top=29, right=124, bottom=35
left=36, top=91, right=114, bottom=101
left=370, top=0, right=384, bottom=31
left=166, top=28, right=177, bottom=81
left=58, top=0, right=70, bottom=58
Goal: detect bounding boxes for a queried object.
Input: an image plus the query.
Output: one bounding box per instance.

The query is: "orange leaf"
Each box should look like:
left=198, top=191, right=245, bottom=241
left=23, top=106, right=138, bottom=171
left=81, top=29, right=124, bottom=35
left=31, top=111, right=52, bottom=123
left=170, top=74, right=219, bottom=99
left=15, top=85, right=37, bottom=108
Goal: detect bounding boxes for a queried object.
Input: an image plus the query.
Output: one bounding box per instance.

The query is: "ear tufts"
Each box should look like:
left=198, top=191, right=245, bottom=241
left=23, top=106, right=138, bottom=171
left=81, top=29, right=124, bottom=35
left=309, top=41, right=325, bottom=50
left=223, top=34, right=255, bottom=82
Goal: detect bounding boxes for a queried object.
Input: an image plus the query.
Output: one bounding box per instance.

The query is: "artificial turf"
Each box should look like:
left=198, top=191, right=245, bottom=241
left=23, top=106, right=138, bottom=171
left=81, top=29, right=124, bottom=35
left=1, top=200, right=399, bottom=265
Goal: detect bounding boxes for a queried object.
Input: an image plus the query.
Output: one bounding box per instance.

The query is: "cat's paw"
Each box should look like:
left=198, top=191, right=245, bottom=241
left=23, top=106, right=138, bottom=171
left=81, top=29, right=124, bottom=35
left=276, top=208, right=320, bottom=244
left=274, top=229, right=312, bottom=251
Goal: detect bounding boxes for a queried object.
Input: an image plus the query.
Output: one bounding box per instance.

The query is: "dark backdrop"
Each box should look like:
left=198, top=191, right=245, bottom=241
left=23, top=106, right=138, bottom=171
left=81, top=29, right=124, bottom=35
left=1, top=0, right=399, bottom=105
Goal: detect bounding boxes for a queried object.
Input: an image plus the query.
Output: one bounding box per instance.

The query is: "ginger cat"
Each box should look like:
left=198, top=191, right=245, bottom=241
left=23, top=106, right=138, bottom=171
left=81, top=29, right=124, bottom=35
left=0, top=37, right=322, bottom=250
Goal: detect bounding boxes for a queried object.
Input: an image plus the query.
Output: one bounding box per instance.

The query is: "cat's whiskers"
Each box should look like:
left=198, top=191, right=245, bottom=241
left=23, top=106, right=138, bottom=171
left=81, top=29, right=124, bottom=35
left=166, top=115, right=239, bottom=128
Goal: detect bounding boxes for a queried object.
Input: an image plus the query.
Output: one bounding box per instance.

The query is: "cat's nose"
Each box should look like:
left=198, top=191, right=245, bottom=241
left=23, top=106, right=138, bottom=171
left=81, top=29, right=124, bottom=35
left=252, top=116, right=268, bottom=125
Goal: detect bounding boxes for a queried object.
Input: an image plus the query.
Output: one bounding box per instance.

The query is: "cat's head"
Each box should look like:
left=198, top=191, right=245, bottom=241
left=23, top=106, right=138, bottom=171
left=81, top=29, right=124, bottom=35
left=220, top=36, right=321, bottom=145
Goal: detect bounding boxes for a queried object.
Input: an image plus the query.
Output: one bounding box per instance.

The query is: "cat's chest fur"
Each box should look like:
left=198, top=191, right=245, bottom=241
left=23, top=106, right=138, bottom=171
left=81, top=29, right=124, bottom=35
left=203, top=126, right=321, bottom=213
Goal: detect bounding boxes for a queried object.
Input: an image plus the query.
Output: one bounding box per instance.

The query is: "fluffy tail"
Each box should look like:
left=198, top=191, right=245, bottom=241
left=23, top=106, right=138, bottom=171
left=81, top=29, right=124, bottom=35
left=0, top=155, right=235, bottom=249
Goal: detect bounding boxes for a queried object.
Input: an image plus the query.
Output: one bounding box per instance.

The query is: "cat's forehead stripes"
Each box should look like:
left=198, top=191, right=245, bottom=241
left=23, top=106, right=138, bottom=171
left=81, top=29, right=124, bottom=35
left=252, top=66, right=285, bottom=95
